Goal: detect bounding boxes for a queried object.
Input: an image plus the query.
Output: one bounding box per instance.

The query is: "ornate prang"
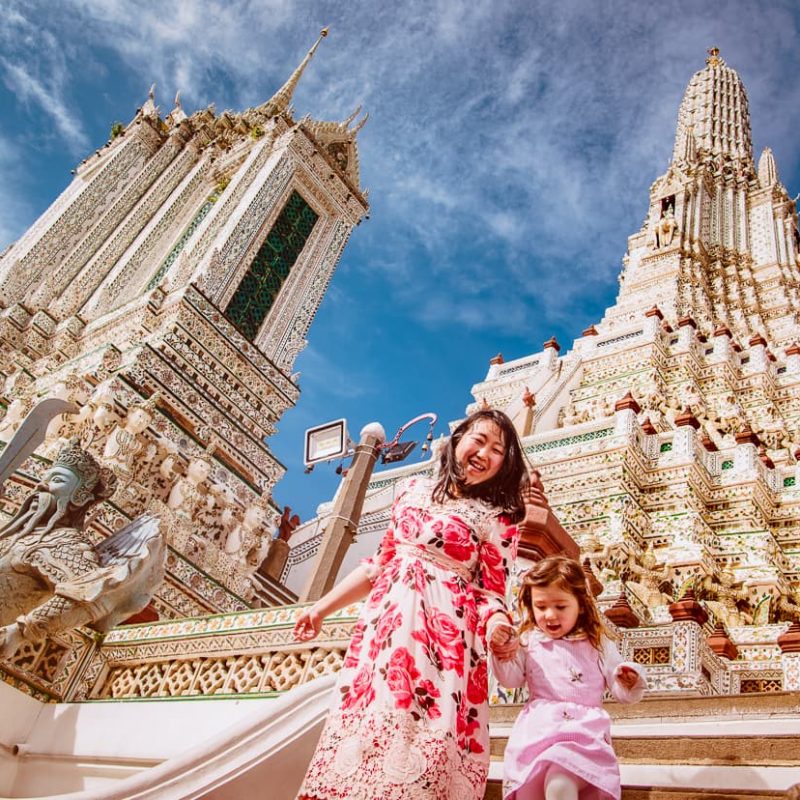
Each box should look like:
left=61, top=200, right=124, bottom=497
left=0, top=30, right=368, bottom=627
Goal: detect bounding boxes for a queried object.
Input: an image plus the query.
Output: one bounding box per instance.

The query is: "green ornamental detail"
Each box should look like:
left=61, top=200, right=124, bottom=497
left=721, top=459, right=734, bottom=470
left=146, top=199, right=216, bottom=290
left=225, top=191, right=318, bottom=340
left=525, top=428, right=613, bottom=455
left=784, top=476, right=796, bottom=487
left=659, top=441, right=673, bottom=452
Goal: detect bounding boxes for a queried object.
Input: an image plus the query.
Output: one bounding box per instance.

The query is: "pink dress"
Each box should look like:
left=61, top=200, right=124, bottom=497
left=299, top=477, right=519, bottom=800
left=490, top=631, right=646, bottom=800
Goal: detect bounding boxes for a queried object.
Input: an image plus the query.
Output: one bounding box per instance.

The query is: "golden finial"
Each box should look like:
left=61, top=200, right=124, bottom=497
left=320, top=27, right=329, bottom=38
left=706, top=47, right=721, bottom=67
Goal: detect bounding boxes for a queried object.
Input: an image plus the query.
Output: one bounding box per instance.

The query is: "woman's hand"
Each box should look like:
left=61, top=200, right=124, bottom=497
left=617, top=665, right=639, bottom=690
left=488, top=622, right=519, bottom=661
left=293, top=606, right=323, bottom=642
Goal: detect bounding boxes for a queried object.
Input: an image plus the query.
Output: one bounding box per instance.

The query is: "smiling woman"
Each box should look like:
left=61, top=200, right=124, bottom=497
left=293, top=409, right=529, bottom=799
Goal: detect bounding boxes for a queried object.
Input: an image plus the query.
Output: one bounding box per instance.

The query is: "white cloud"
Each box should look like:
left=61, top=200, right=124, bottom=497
left=3, top=0, right=800, bottom=339
left=0, top=135, right=32, bottom=250
left=1, top=61, right=90, bottom=153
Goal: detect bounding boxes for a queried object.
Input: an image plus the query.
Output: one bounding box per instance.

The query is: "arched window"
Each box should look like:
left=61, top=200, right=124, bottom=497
left=225, top=190, right=319, bottom=340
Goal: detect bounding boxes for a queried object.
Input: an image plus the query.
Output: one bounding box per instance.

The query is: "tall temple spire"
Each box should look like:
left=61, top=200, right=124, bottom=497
left=606, top=48, right=800, bottom=348
left=258, top=28, right=329, bottom=118
left=758, top=147, right=780, bottom=187
left=671, top=46, right=753, bottom=169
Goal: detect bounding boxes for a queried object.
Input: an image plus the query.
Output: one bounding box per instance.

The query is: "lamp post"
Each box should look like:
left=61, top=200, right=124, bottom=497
left=299, top=414, right=436, bottom=602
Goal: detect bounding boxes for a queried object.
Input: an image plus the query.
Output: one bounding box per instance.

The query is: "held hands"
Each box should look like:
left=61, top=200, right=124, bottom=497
left=293, top=606, right=323, bottom=642
left=617, top=665, right=639, bottom=691
left=488, top=622, right=519, bottom=661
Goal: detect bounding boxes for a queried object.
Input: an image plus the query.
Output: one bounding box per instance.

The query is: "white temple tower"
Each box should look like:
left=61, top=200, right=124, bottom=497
left=284, top=49, right=800, bottom=698
left=0, top=30, right=369, bottom=617
left=609, top=48, right=800, bottom=346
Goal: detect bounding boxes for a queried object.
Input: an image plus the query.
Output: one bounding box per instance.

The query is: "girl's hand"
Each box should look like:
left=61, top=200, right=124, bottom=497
left=489, top=623, right=519, bottom=661
left=617, top=665, right=639, bottom=690
left=294, top=606, right=323, bottom=641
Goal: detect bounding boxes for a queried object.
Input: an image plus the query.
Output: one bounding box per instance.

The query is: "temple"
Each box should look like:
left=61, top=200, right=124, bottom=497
left=0, top=46, right=798, bottom=799
left=0, top=28, right=368, bottom=618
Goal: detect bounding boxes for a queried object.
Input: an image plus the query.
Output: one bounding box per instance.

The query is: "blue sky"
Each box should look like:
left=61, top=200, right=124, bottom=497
left=2, top=1, right=800, bottom=523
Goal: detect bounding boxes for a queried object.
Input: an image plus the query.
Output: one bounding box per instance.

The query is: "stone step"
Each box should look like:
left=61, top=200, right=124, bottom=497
left=484, top=779, right=785, bottom=799
left=484, top=692, right=800, bottom=797
left=488, top=691, right=800, bottom=726
left=490, top=729, right=800, bottom=765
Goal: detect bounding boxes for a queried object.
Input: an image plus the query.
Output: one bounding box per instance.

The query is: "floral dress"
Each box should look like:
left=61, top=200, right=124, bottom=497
left=299, top=476, right=519, bottom=800
left=490, top=631, right=647, bottom=800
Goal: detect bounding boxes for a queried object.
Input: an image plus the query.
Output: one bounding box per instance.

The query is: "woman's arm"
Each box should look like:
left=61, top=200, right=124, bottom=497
left=473, top=515, right=520, bottom=636
left=294, top=480, right=412, bottom=641
left=293, top=565, right=373, bottom=641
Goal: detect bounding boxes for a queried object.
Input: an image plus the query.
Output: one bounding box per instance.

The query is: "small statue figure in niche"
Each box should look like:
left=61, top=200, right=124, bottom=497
left=774, top=586, right=800, bottom=624
left=0, top=395, right=33, bottom=442
left=40, top=373, right=90, bottom=456
left=225, top=492, right=273, bottom=569
left=103, top=393, right=160, bottom=484
left=167, top=444, right=216, bottom=521
left=0, top=370, right=35, bottom=442
left=0, top=439, right=164, bottom=657
left=651, top=202, right=678, bottom=249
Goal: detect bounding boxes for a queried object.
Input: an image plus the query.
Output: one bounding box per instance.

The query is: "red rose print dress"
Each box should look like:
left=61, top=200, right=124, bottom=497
left=298, top=477, right=519, bottom=800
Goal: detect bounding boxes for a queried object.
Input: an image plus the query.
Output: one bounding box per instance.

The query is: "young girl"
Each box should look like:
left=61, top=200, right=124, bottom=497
left=294, top=409, right=528, bottom=800
left=490, top=555, right=647, bottom=800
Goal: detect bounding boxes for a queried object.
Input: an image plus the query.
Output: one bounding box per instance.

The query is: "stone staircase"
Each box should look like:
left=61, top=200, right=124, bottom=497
left=484, top=693, right=800, bottom=799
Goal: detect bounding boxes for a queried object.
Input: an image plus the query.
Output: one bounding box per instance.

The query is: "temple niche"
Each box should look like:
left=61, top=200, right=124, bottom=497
left=0, top=28, right=369, bottom=630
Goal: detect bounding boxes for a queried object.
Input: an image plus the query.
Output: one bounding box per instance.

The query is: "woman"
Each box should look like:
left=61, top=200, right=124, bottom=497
left=294, top=409, right=528, bottom=799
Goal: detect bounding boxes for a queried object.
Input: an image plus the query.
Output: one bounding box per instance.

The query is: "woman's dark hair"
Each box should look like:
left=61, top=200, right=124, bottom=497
left=432, top=409, right=529, bottom=522
left=518, top=555, right=605, bottom=651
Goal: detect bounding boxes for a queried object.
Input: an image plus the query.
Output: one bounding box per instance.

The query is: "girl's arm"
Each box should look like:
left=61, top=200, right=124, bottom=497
left=601, top=636, right=647, bottom=703
left=489, top=640, right=527, bottom=689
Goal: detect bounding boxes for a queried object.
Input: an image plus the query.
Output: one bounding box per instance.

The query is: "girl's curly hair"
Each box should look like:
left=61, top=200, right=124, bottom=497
left=518, top=555, right=606, bottom=651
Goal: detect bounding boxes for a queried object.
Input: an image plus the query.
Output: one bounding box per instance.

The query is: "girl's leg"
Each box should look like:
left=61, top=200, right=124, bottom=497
left=544, top=766, right=586, bottom=800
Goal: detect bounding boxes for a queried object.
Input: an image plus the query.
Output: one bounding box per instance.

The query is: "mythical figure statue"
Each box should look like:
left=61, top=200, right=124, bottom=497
left=0, top=395, right=33, bottom=442
left=582, top=530, right=625, bottom=591
left=168, top=447, right=215, bottom=520
left=225, top=492, right=274, bottom=570
left=700, top=567, right=752, bottom=627
left=40, top=373, right=90, bottom=456
left=774, top=586, right=800, bottom=624
left=0, top=439, right=164, bottom=657
left=624, top=545, right=673, bottom=609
